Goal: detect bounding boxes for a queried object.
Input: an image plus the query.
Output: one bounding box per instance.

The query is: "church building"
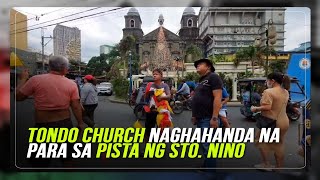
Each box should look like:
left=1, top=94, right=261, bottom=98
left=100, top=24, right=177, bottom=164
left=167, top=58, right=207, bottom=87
left=122, top=7, right=203, bottom=76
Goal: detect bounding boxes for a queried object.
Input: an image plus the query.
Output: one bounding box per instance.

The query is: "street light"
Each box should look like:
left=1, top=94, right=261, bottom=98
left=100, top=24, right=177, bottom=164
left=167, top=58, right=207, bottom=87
left=128, top=50, right=133, bottom=97
left=254, top=19, right=277, bottom=76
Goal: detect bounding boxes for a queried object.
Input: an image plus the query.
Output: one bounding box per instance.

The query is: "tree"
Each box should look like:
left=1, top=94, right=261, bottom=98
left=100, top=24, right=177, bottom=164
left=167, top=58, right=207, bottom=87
left=234, top=45, right=277, bottom=76
left=117, top=35, right=140, bottom=78
left=257, top=46, right=278, bottom=76
left=111, top=77, right=129, bottom=99
left=185, top=44, right=202, bottom=63
left=104, top=48, right=121, bottom=66
left=208, top=54, right=231, bottom=64
left=85, top=46, right=121, bottom=77
left=234, top=46, right=260, bottom=75
left=269, top=60, right=288, bottom=73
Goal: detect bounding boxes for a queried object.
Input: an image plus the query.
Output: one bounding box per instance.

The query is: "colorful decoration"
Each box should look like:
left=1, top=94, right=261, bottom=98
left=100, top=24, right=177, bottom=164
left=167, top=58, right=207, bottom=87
left=144, top=82, right=174, bottom=131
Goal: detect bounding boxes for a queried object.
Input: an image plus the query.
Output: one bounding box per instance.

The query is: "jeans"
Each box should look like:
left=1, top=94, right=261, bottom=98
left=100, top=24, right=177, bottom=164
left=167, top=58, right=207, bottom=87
left=197, top=117, right=217, bottom=170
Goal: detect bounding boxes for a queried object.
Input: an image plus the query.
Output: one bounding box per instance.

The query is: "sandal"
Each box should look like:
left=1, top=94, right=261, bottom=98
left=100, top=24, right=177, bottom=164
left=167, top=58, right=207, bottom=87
left=254, top=163, right=275, bottom=172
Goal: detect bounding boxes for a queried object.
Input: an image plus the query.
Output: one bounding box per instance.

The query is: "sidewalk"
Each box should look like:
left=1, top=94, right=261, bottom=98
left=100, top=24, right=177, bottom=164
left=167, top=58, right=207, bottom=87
left=108, top=95, right=242, bottom=107
left=227, top=101, right=242, bottom=107
left=107, top=95, right=127, bottom=104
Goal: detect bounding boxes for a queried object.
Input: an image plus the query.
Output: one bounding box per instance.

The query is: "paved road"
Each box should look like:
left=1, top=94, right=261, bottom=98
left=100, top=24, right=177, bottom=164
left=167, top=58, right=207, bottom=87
left=14, top=95, right=305, bottom=171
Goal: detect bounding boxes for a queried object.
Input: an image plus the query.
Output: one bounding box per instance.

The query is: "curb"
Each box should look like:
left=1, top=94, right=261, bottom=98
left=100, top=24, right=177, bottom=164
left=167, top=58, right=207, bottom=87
left=227, top=104, right=242, bottom=107
left=107, top=96, right=128, bottom=104
left=107, top=96, right=242, bottom=107
left=227, top=102, right=242, bottom=107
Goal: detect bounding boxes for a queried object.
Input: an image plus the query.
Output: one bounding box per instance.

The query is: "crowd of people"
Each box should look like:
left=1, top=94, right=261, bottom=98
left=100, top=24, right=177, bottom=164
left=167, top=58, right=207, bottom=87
left=15, top=55, right=294, bottom=171
left=143, top=58, right=292, bottom=171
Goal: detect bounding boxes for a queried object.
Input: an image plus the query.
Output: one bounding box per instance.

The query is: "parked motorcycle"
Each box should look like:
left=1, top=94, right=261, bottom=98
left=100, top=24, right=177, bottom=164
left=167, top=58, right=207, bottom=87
left=286, top=100, right=301, bottom=121
left=238, top=77, right=306, bottom=122
left=134, top=102, right=147, bottom=120
left=241, top=100, right=301, bottom=121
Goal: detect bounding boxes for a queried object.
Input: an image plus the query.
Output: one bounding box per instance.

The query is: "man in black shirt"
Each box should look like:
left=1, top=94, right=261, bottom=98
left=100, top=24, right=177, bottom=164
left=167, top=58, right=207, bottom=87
left=191, top=58, right=223, bottom=169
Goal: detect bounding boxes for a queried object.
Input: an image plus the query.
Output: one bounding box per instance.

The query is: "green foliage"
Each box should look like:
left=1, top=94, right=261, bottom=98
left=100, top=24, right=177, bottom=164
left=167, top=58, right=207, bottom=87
left=111, top=77, right=129, bottom=99
left=118, top=35, right=140, bottom=77
left=104, top=47, right=121, bottom=65
left=185, top=45, right=203, bottom=63
left=234, top=45, right=277, bottom=76
left=209, top=54, right=231, bottom=63
left=85, top=56, right=107, bottom=76
left=184, top=72, right=200, bottom=82
left=85, top=47, right=120, bottom=76
left=234, top=45, right=258, bottom=66
left=238, top=70, right=254, bottom=79
left=119, top=35, right=136, bottom=56
left=269, top=60, right=288, bottom=73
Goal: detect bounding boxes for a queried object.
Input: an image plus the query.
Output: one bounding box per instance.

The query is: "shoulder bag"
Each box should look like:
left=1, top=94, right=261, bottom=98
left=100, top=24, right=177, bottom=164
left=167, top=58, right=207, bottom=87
left=256, top=93, right=287, bottom=130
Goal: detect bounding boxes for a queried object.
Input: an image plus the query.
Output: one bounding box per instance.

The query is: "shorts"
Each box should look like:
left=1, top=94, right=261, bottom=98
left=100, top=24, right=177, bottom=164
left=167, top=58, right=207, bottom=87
left=219, top=109, right=227, bottom=118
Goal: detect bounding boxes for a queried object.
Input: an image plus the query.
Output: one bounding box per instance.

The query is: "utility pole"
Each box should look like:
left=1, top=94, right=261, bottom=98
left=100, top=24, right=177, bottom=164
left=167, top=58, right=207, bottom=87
left=41, top=28, right=53, bottom=73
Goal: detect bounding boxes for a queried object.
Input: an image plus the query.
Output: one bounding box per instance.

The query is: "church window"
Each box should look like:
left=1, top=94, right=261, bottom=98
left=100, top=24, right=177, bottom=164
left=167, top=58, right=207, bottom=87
left=187, top=19, right=193, bottom=27
left=130, top=19, right=135, bottom=28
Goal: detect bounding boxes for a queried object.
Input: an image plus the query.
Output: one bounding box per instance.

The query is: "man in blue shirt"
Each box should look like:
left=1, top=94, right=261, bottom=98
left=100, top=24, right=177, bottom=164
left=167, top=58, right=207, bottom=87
left=219, top=87, right=231, bottom=128
left=176, top=79, right=190, bottom=100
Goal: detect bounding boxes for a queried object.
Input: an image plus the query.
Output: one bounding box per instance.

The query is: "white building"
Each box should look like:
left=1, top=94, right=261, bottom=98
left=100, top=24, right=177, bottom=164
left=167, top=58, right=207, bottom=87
left=100, top=45, right=114, bottom=55
left=198, top=7, right=285, bottom=56
left=53, top=24, right=81, bottom=61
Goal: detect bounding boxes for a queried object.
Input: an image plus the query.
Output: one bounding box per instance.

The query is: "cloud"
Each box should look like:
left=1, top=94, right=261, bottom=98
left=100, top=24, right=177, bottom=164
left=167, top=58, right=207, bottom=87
left=284, top=7, right=310, bottom=50
left=15, top=7, right=310, bottom=63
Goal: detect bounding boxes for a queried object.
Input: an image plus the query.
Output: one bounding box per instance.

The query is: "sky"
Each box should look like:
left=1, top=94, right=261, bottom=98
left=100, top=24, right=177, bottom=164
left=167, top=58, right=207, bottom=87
left=14, top=7, right=311, bottom=63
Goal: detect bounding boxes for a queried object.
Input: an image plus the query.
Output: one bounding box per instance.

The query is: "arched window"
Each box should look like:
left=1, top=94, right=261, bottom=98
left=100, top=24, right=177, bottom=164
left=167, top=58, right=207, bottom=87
left=130, top=19, right=135, bottom=28
left=187, top=19, right=193, bottom=27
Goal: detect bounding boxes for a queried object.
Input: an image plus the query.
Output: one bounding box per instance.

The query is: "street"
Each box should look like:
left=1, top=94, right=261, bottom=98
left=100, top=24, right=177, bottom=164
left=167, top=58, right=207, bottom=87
left=14, top=95, right=305, bottom=171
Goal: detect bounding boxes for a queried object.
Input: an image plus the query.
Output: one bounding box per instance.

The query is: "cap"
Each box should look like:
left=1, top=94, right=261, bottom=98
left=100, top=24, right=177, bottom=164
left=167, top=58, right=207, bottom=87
left=84, top=74, right=94, bottom=80
left=194, top=58, right=215, bottom=72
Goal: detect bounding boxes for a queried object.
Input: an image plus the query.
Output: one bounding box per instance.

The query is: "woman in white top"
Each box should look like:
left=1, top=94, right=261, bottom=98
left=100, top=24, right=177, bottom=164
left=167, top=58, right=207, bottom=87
left=81, top=75, right=98, bottom=127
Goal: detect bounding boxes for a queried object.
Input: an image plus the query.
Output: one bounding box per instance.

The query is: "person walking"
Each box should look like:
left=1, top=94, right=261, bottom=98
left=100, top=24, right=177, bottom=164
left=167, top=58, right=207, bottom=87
left=191, top=58, right=223, bottom=170
left=16, top=55, right=85, bottom=167
left=80, top=75, right=98, bottom=127
left=251, top=72, right=291, bottom=170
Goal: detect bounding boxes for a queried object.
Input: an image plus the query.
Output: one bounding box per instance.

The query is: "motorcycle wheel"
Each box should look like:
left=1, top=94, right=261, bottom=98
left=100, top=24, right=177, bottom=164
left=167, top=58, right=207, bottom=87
left=134, top=104, right=146, bottom=120
left=288, top=112, right=300, bottom=121
left=172, top=101, right=184, bottom=114
left=185, top=100, right=192, bottom=111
